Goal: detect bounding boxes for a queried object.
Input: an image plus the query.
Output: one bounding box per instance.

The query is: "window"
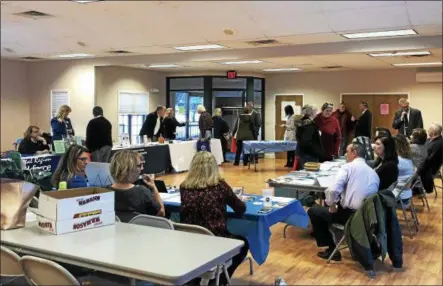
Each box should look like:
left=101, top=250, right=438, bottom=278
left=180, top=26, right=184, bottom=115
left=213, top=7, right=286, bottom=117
left=50, top=90, right=69, bottom=118
left=118, top=91, right=149, bottom=144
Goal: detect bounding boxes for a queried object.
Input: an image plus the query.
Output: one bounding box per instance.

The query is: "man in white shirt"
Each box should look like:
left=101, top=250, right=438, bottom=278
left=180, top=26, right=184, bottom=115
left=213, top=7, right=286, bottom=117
left=307, top=142, right=380, bottom=261
left=139, top=105, right=166, bottom=141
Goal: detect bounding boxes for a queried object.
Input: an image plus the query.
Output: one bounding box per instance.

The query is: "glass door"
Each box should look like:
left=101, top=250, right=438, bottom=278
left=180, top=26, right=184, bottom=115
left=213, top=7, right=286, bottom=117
left=188, top=95, right=204, bottom=139
left=172, top=91, right=204, bottom=139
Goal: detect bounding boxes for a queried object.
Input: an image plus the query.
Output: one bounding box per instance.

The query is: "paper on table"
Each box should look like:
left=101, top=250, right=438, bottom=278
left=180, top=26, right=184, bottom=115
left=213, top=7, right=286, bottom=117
left=163, top=195, right=181, bottom=204
left=260, top=197, right=294, bottom=203
left=316, top=176, right=336, bottom=188
left=159, top=193, right=180, bottom=200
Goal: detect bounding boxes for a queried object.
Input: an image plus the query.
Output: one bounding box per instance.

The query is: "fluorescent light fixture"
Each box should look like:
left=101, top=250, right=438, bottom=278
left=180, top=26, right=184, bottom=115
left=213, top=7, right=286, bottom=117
left=369, top=51, right=431, bottom=57
left=219, top=60, right=263, bottom=65
left=71, top=0, right=101, bottom=3
left=263, top=68, right=301, bottom=72
left=147, top=64, right=180, bottom=68
left=393, top=62, right=442, bottom=67
left=56, top=53, right=94, bottom=58
left=175, top=44, right=225, bottom=51
left=342, top=29, right=417, bottom=39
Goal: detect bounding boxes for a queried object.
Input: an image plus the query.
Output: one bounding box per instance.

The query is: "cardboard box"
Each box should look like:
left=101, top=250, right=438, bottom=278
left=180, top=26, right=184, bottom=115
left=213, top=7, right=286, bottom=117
left=37, top=211, right=115, bottom=235
left=37, top=187, right=115, bottom=234
left=38, top=188, right=114, bottom=221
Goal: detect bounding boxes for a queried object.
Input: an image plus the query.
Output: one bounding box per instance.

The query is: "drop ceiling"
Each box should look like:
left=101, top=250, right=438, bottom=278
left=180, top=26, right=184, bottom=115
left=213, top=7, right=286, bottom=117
left=1, top=1, right=442, bottom=72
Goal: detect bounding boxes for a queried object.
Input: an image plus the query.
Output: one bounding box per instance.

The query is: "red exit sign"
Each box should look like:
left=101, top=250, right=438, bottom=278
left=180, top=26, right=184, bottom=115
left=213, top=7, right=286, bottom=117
left=227, top=70, right=237, bottom=79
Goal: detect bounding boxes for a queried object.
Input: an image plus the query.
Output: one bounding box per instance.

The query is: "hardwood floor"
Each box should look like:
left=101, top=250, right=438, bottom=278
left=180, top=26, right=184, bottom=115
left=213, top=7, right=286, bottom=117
left=161, top=159, right=443, bottom=285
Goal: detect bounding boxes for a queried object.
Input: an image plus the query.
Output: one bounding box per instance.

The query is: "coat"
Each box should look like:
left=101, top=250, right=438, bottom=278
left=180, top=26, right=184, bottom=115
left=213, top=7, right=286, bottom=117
left=198, top=111, right=213, bottom=138
left=345, top=190, right=403, bottom=271
left=233, top=114, right=255, bottom=141
left=417, top=136, right=443, bottom=193
left=332, top=109, right=354, bottom=138
left=162, top=117, right=185, bottom=139
left=392, top=107, right=423, bottom=137
left=139, top=112, right=163, bottom=138
left=212, top=116, right=230, bottom=150
left=355, top=109, right=372, bottom=139
left=295, top=115, right=324, bottom=161
left=284, top=114, right=296, bottom=142
left=250, top=109, right=261, bottom=140
left=314, top=114, right=341, bottom=161
left=51, top=117, right=74, bottom=141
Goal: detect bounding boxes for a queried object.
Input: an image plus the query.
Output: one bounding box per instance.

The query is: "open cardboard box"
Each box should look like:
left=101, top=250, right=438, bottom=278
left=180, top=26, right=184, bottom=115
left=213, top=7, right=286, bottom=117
left=37, top=187, right=115, bottom=235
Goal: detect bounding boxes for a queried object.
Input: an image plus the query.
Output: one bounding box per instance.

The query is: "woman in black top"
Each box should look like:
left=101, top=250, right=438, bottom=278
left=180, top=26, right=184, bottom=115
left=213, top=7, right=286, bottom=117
left=162, top=108, right=186, bottom=140
left=373, top=135, right=399, bottom=190
left=18, top=126, right=50, bottom=155
left=212, top=108, right=230, bottom=162
left=295, top=105, right=324, bottom=170
left=108, top=150, right=165, bottom=222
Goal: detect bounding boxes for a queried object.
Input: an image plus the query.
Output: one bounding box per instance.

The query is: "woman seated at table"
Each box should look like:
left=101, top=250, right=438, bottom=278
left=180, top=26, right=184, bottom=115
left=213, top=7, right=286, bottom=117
left=372, top=135, right=399, bottom=190
left=180, top=151, right=248, bottom=284
left=18, top=125, right=50, bottom=155
left=392, top=134, right=414, bottom=199
left=108, top=150, right=165, bottom=222
left=51, top=145, right=89, bottom=189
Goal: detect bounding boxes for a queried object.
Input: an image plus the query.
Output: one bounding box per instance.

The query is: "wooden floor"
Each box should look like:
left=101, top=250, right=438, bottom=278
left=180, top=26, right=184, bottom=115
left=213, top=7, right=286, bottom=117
left=161, top=159, right=443, bottom=285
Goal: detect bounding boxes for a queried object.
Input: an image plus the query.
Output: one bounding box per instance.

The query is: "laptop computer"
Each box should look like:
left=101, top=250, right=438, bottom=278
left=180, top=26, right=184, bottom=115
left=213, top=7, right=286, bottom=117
left=85, top=162, right=114, bottom=187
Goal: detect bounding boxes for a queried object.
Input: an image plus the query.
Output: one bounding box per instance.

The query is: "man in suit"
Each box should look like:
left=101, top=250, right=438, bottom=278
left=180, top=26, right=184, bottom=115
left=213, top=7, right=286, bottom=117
left=139, top=105, right=166, bottom=141
left=352, top=101, right=372, bottom=139
left=392, top=98, right=423, bottom=138
left=417, top=123, right=442, bottom=193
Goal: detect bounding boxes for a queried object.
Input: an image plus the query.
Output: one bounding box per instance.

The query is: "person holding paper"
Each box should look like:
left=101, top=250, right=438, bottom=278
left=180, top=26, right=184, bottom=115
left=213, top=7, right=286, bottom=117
left=51, top=105, right=74, bottom=141
left=307, top=142, right=379, bottom=261
left=18, top=126, right=50, bottom=155
left=51, top=145, right=89, bottom=189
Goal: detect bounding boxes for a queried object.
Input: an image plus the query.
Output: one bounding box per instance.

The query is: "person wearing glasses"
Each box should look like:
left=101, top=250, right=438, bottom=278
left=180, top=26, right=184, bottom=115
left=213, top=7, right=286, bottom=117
left=51, top=145, right=89, bottom=189
left=314, top=102, right=341, bottom=161
left=18, top=126, right=50, bottom=155
left=108, top=150, right=165, bottom=222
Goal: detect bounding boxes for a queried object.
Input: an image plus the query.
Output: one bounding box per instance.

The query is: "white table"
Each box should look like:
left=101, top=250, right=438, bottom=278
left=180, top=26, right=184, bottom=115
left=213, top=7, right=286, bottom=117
left=168, top=139, right=224, bottom=172
left=1, top=222, right=244, bottom=285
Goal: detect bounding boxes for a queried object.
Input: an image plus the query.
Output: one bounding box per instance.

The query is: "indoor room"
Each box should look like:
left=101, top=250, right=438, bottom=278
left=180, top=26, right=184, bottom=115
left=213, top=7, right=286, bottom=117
left=1, top=1, right=442, bottom=285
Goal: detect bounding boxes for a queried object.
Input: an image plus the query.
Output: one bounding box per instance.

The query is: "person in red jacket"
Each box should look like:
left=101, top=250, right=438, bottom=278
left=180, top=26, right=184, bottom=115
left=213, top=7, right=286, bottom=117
left=332, top=102, right=355, bottom=156
left=314, top=102, right=342, bottom=161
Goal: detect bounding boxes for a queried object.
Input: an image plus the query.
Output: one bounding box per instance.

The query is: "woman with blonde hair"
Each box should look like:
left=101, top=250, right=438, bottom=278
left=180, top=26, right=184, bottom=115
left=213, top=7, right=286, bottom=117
left=162, top=108, right=186, bottom=140
left=108, top=150, right=164, bottom=222
left=51, top=145, right=89, bottom=189
left=180, top=151, right=249, bottom=284
left=51, top=104, right=74, bottom=141
left=212, top=108, right=230, bottom=162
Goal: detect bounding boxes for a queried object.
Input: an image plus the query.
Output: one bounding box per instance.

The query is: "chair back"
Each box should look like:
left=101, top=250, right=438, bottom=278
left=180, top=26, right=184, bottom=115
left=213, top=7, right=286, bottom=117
left=173, top=222, right=214, bottom=236
left=1, top=246, right=22, bottom=277
left=129, top=214, right=174, bottom=230
left=20, top=256, right=80, bottom=286
left=116, top=211, right=140, bottom=223
left=392, top=174, right=416, bottom=200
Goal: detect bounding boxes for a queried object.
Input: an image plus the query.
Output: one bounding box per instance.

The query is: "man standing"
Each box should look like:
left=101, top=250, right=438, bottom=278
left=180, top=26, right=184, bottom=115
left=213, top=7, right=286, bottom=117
left=332, top=102, right=354, bottom=156
left=392, top=98, right=423, bottom=138
left=307, top=142, right=379, bottom=261
left=353, top=101, right=372, bottom=139
left=247, top=102, right=261, bottom=162
left=86, top=106, right=112, bottom=162
left=140, top=105, right=166, bottom=141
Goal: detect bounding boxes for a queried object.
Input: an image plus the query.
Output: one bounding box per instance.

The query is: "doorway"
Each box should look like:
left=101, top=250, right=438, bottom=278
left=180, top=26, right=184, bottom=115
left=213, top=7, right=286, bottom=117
left=275, top=95, right=304, bottom=159
left=341, top=93, right=408, bottom=139
left=172, top=91, right=204, bottom=139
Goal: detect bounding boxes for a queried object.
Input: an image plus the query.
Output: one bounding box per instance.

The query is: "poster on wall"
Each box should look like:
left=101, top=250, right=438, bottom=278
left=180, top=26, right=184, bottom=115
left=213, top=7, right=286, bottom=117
left=281, top=101, right=296, bottom=121
left=294, top=105, right=301, bottom=115
left=380, top=103, right=390, bottom=115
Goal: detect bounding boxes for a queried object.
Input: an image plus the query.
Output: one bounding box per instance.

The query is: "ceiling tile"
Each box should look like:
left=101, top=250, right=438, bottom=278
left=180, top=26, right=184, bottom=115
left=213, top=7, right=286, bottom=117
left=414, top=24, right=443, bottom=36
left=318, top=1, right=404, bottom=12
left=406, top=1, right=443, bottom=26
left=274, top=33, right=346, bottom=45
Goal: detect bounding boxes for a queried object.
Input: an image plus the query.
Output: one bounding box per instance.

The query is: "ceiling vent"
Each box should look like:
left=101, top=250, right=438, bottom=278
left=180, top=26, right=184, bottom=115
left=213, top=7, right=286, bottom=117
left=246, top=39, right=279, bottom=46
left=107, top=50, right=132, bottom=54
left=322, top=65, right=343, bottom=69
left=21, top=56, right=43, bottom=61
left=14, top=10, right=53, bottom=19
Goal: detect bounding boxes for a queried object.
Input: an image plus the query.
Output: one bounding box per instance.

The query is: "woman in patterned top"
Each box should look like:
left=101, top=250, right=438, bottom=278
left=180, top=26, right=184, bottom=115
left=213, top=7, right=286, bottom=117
left=180, top=151, right=248, bottom=284
left=410, top=128, right=428, bottom=169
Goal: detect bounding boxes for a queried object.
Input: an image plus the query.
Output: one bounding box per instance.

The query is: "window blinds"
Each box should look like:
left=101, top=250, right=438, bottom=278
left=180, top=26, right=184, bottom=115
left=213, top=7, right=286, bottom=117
left=118, top=91, right=149, bottom=114
left=50, top=90, right=69, bottom=117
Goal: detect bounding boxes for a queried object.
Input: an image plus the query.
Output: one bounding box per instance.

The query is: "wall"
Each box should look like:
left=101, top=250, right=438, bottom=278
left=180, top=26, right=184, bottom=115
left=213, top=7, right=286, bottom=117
left=1, top=59, right=30, bottom=150
left=265, top=69, right=443, bottom=140
left=95, top=66, right=166, bottom=140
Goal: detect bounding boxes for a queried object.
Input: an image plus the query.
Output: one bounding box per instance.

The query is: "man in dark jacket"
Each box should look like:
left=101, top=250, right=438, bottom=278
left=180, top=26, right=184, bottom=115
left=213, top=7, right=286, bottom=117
left=417, top=123, right=443, bottom=193
left=139, top=105, right=166, bottom=141
left=332, top=102, right=354, bottom=156
left=86, top=106, right=112, bottom=162
left=353, top=101, right=372, bottom=139
left=392, top=98, right=423, bottom=138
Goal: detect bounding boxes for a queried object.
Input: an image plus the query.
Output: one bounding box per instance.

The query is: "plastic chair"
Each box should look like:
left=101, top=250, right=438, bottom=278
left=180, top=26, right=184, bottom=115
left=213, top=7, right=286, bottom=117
left=20, top=255, right=80, bottom=285
left=1, top=246, right=27, bottom=285
left=129, top=214, right=174, bottom=230
left=393, top=175, right=419, bottom=238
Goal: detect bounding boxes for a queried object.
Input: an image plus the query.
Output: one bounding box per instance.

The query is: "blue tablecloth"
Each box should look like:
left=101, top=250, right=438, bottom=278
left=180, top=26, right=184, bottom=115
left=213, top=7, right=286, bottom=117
left=163, top=195, right=309, bottom=265
left=242, top=141, right=297, bottom=154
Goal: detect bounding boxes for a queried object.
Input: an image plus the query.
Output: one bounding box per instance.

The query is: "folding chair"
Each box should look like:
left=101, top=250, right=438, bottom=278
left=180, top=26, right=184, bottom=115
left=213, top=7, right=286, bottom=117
left=327, top=223, right=347, bottom=263
left=1, top=246, right=27, bottom=285
left=411, top=176, right=430, bottom=212
left=393, top=175, right=419, bottom=239
left=20, top=255, right=80, bottom=285
left=128, top=214, right=174, bottom=230
left=173, top=223, right=234, bottom=285
left=433, top=166, right=442, bottom=199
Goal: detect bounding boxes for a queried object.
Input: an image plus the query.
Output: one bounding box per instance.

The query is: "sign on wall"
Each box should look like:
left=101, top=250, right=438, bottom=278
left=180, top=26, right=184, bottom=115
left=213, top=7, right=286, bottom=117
left=380, top=103, right=390, bottom=115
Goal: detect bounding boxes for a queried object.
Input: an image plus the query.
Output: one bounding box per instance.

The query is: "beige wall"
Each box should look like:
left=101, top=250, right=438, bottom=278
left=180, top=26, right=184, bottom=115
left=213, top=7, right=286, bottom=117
left=1, top=59, right=30, bottom=150
left=95, top=66, right=166, bottom=140
left=265, top=69, right=443, bottom=140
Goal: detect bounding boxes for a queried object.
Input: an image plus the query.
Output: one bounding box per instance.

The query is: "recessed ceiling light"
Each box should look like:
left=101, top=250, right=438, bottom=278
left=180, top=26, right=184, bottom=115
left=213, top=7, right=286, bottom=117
left=369, top=51, right=431, bottom=57
left=175, top=44, right=226, bottom=51
left=219, top=60, right=263, bottom=65
left=71, top=0, right=102, bottom=3
left=147, top=64, right=180, bottom=68
left=55, top=53, right=94, bottom=58
left=342, top=29, right=417, bottom=39
left=393, top=62, right=442, bottom=67
left=263, top=68, right=302, bottom=72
